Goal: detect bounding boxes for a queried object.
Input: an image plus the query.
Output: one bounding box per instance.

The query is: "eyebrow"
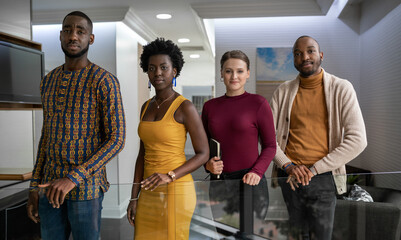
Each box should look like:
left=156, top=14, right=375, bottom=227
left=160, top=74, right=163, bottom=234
left=294, top=46, right=317, bottom=52
left=62, top=24, right=87, bottom=30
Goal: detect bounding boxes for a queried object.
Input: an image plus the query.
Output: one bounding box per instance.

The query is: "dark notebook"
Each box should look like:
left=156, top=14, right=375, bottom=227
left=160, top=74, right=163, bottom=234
left=209, top=138, right=221, bottom=179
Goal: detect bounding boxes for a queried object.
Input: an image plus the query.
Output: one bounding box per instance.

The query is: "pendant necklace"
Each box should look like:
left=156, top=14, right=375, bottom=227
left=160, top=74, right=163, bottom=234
left=154, top=92, right=175, bottom=109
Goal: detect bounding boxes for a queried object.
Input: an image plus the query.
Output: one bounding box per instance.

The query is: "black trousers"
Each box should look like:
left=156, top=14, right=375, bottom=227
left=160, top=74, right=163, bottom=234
left=278, top=169, right=337, bottom=240
left=209, top=169, right=269, bottom=221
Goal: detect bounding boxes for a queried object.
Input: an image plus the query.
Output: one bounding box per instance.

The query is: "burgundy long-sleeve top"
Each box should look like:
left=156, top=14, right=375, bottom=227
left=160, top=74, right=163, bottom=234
left=201, top=92, right=276, bottom=178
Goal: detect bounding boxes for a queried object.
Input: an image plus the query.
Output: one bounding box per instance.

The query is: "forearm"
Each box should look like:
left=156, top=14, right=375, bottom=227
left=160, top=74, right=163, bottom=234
left=171, top=150, right=209, bottom=180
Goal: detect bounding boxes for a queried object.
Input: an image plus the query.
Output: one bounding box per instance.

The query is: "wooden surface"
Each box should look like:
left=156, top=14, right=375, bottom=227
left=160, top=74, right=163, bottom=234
left=0, top=168, right=33, bottom=180
left=0, top=31, right=42, bottom=50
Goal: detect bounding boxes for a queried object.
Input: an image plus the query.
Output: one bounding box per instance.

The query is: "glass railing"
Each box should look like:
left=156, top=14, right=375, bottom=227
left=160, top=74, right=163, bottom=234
left=1, top=172, right=401, bottom=239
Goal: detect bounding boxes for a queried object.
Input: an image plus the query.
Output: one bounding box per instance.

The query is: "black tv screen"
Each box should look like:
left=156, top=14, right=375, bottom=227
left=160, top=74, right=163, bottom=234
left=0, top=40, right=44, bottom=104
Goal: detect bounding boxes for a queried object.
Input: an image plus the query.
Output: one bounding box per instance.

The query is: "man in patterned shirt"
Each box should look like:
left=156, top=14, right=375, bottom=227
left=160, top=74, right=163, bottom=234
left=26, top=11, right=126, bottom=240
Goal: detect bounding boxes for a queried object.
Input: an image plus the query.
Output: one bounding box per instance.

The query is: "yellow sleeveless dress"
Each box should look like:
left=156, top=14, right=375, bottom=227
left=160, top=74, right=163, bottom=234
left=134, top=95, right=196, bottom=240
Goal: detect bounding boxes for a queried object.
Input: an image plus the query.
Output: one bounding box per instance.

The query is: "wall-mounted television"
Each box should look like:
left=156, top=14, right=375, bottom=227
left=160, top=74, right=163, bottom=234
left=0, top=40, right=44, bottom=104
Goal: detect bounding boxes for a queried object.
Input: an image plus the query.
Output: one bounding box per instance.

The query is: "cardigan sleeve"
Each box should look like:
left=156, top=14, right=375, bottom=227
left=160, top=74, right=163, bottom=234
left=313, top=80, right=367, bottom=174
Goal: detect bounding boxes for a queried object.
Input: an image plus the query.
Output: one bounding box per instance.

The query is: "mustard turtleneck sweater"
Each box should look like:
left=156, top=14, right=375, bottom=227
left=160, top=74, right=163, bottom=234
left=285, top=70, right=329, bottom=166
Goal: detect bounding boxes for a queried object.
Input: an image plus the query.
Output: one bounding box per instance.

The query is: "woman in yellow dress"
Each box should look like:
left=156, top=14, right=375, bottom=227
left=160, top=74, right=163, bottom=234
left=126, top=38, right=209, bottom=240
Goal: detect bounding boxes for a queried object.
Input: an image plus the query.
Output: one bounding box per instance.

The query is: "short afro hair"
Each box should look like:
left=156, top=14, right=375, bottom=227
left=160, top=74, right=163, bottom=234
left=63, top=11, right=93, bottom=33
left=140, top=38, right=185, bottom=77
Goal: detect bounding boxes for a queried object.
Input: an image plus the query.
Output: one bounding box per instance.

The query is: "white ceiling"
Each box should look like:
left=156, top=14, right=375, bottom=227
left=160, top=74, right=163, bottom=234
left=31, top=0, right=335, bottom=61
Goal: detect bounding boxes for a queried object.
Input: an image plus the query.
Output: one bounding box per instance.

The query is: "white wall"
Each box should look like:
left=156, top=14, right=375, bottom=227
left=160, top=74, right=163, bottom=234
left=0, top=0, right=31, bottom=39
left=214, top=14, right=361, bottom=98
left=357, top=4, right=401, bottom=190
left=213, top=3, right=362, bottom=179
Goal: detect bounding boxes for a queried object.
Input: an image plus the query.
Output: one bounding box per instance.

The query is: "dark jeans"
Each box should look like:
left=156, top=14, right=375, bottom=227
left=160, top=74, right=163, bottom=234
left=209, top=169, right=269, bottom=220
left=278, top=169, right=336, bottom=240
left=38, top=191, right=104, bottom=240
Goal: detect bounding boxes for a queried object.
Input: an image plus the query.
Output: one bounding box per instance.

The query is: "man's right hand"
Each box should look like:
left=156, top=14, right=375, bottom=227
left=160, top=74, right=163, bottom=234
left=27, top=190, right=40, bottom=223
left=205, top=157, right=223, bottom=175
left=284, top=163, right=314, bottom=187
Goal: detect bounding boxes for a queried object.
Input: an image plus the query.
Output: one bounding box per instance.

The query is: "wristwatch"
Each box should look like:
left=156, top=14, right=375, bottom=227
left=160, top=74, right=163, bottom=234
left=167, top=171, right=176, bottom=181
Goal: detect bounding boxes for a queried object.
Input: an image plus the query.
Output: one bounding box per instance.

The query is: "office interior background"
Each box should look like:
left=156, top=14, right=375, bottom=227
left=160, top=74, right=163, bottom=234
left=1, top=0, right=401, bottom=237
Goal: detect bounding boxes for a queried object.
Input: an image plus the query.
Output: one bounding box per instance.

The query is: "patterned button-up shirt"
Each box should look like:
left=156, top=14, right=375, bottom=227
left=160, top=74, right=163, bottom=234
left=30, top=63, right=126, bottom=200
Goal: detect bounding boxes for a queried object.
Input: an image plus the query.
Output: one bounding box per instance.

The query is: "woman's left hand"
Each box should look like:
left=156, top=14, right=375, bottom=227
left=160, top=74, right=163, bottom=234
left=242, top=172, right=261, bottom=186
left=141, top=173, right=172, bottom=191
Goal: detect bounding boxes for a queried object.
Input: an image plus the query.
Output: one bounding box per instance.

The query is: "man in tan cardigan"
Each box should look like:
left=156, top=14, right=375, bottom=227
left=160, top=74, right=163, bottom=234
left=270, top=36, right=367, bottom=239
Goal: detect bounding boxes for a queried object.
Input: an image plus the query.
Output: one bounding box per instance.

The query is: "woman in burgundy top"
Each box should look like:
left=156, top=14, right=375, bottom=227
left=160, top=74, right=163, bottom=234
left=201, top=50, right=276, bottom=221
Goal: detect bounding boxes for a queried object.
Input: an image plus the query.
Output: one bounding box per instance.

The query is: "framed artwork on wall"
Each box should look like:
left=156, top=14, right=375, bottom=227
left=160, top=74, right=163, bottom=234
left=256, top=47, right=298, bottom=101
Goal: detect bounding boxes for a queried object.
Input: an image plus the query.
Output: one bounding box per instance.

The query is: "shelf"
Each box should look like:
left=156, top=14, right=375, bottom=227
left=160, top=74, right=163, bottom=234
left=0, top=168, right=33, bottom=180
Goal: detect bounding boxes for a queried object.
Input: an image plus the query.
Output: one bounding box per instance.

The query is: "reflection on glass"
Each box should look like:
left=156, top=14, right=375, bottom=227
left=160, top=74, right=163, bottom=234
left=1, top=173, right=400, bottom=239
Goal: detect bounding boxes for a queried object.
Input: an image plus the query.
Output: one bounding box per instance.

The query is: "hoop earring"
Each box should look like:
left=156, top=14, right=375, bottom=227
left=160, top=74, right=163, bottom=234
left=148, top=80, right=151, bottom=90
left=173, top=77, right=176, bottom=87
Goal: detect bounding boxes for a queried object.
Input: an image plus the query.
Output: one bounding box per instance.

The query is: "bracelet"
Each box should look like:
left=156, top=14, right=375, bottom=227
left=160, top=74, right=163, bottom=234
left=129, top=197, right=139, bottom=201
left=284, top=163, right=294, bottom=171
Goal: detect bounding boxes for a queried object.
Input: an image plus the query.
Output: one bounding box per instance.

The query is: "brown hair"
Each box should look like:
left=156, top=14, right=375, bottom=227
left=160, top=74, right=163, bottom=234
left=220, top=50, right=250, bottom=70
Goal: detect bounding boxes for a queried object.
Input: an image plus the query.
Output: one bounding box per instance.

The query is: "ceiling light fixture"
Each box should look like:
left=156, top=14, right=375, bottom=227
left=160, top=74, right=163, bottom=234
left=190, top=54, right=200, bottom=59
left=178, top=38, right=190, bottom=43
left=156, top=14, right=172, bottom=19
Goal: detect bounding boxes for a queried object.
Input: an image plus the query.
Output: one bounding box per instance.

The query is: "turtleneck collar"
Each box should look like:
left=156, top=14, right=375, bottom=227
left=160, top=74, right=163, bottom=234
left=299, top=69, right=324, bottom=89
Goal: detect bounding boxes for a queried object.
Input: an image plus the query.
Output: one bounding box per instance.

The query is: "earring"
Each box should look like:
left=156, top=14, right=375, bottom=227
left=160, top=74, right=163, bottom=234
left=220, top=77, right=224, bottom=82
left=173, top=77, right=176, bottom=87
left=148, top=80, right=151, bottom=90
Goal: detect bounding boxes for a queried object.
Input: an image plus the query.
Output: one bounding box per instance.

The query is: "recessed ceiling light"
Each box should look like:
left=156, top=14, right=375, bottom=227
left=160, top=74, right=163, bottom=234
left=156, top=14, right=172, bottom=19
left=190, top=54, right=200, bottom=59
left=178, top=38, right=190, bottom=43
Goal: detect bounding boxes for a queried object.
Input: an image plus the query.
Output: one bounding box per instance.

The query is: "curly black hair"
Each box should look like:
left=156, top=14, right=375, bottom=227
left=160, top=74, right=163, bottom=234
left=140, top=38, right=185, bottom=77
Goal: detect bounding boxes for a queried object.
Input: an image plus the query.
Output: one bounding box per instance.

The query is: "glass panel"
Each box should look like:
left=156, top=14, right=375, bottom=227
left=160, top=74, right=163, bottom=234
left=1, top=172, right=400, bottom=239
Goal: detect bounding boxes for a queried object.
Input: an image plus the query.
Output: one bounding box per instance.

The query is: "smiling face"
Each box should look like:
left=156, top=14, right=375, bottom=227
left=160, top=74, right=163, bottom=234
left=221, top=58, right=250, bottom=96
left=147, top=54, right=177, bottom=90
left=293, top=37, right=323, bottom=77
left=60, top=15, right=94, bottom=59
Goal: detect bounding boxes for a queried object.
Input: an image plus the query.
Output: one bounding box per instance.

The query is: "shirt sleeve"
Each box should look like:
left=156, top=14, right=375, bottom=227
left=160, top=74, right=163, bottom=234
left=249, top=100, right=277, bottom=178
left=29, top=112, right=47, bottom=190
left=66, top=73, right=126, bottom=185
left=30, top=77, right=47, bottom=191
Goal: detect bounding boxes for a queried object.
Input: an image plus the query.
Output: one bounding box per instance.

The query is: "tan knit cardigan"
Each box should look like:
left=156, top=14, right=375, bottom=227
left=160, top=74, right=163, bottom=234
left=270, top=70, right=367, bottom=194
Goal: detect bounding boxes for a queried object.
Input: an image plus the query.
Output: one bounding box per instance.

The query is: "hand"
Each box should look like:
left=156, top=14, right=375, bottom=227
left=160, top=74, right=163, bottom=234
left=27, top=190, right=40, bottom=223
left=126, top=200, right=138, bottom=227
left=286, top=176, right=300, bottom=191
left=285, top=164, right=314, bottom=186
left=39, top=178, right=76, bottom=208
left=205, top=157, right=223, bottom=175
left=242, top=172, right=261, bottom=186
left=141, top=173, right=171, bottom=191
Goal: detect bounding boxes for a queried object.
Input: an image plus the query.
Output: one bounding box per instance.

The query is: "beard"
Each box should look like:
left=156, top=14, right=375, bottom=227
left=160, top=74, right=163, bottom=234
left=295, top=58, right=322, bottom=77
left=62, top=42, right=90, bottom=59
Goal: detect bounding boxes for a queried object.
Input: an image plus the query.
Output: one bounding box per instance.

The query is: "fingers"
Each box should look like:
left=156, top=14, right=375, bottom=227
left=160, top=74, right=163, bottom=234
left=288, top=165, right=312, bottom=186
left=141, top=173, right=170, bottom=191
left=207, top=157, right=224, bottom=175
left=27, top=192, right=40, bottom=223
left=27, top=204, right=40, bottom=223
left=242, top=173, right=261, bottom=186
left=286, top=176, right=299, bottom=191
left=126, top=203, right=136, bottom=227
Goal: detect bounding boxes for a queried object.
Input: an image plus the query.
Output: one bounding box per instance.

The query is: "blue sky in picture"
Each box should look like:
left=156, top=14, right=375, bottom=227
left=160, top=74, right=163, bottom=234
left=256, top=47, right=298, bottom=81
